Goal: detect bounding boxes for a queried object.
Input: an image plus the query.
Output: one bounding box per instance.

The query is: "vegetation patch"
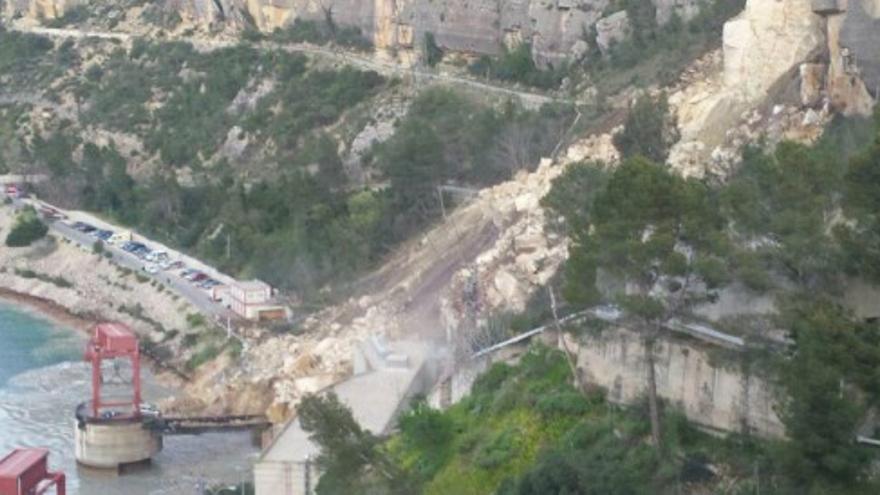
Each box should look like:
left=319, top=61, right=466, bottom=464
left=5, top=207, right=48, bottom=247
left=13, top=268, right=73, bottom=288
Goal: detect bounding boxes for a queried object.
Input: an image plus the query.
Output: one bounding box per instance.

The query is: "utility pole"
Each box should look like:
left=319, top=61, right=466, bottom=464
left=754, top=460, right=760, bottom=495
left=226, top=232, right=231, bottom=259
left=304, top=455, right=312, bottom=495
left=437, top=186, right=446, bottom=219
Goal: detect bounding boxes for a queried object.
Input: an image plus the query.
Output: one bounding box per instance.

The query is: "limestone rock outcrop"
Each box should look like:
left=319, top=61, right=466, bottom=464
left=567, top=328, right=785, bottom=438
left=4, top=0, right=82, bottom=20
left=595, top=10, right=630, bottom=54
left=722, top=0, right=825, bottom=104
left=668, top=0, right=880, bottom=176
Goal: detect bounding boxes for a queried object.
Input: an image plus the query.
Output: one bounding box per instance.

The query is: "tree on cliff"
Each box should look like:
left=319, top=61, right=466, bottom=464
left=547, top=158, right=731, bottom=447
left=298, top=393, right=416, bottom=494
left=613, top=94, right=676, bottom=163
left=777, top=298, right=880, bottom=492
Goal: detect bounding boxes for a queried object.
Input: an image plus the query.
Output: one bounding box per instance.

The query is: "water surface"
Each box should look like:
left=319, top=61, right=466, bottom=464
left=0, top=301, right=258, bottom=494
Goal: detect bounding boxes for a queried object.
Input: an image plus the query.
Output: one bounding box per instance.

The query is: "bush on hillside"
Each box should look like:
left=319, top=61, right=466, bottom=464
left=613, top=93, right=674, bottom=162
left=5, top=208, right=48, bottom=247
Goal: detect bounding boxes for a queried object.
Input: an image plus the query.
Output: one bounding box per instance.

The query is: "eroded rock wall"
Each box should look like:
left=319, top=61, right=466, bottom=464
left=146, top=0, right=713, bottom=65
left=4, top=0, right=81, bottom=20
left=842, top=0, right=880, bottom=95
left=567, top=328, right=785, bottom=438
left=722, top=0, right=825, bottom=103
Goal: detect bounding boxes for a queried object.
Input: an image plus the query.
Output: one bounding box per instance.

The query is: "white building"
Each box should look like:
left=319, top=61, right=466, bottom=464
left=229, top=280, right=287, bottom=321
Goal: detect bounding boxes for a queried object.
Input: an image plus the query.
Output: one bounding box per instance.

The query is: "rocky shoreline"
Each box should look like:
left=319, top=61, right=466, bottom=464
left=0, top=286, right=95, bottom=333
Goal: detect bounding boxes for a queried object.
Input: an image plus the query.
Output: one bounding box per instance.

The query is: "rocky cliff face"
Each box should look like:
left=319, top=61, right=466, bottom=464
left=3, top=0, right=80, bottom=20
left=668, top=0, right=880, bottom=176
left=567, top=328, right=785, bottom=438
left=214, top=0, right=712, bottom=65
left=722, top=0, right=825, bottom=103
left=3, top=0, right=709, bottom=66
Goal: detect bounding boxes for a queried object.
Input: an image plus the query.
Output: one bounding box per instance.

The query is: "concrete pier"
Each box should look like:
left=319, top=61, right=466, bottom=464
left=74, top=418, right=162, bottom=469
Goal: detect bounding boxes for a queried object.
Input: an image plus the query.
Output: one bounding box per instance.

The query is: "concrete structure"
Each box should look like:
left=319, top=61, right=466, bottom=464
left=74, top=418, right=162, bottom=470
left=568, top=327, right=784, bottom=437
left=0, top=448, right=65, bottom=495
left=229, top=280, right=288, bottom=321
left=254, top=339, right=435, bottom=495
left=74, top=323, right=162, bottom=470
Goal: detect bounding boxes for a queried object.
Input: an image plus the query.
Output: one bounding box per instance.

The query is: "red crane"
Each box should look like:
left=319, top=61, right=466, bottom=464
left=84, top=323, right=142, bottom=419
left=0, top=449, right=65, bottom=495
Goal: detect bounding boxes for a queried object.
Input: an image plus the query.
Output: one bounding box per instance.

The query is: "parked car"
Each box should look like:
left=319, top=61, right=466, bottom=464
left=180, top=268, right=199, bottom=278
left=146, top=251, right=169, bottom=263
left=94, top=230, right=113, bottom=241
left=144, top=264, right=160, bottom=275
left=139, top=403, right=161, bottom=418
left=108, top=232, right=132, bottom=245
left=162, top=260, right=183, bottom=271
left=39, top=206, right=65, bottom=221
left=122, top=241, right=145, bottom=252
left=72, top=222, right=96, bottom=233
left=5, top=185, right=20, bottom=197
left=190, top=273, right=209, bottom=283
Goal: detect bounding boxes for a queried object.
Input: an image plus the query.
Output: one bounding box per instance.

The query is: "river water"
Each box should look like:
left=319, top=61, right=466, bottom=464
left=0, top=301, right=259, bottom=495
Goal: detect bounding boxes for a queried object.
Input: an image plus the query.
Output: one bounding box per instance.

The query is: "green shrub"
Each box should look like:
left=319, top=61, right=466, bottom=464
left=13, top=268, right=73, bottom=288
left=270, top=19, right=371, bottom=50
left=186, top=313, right=207, bottom=328
left=186, top=344, right=220, bottom=370
left=5, top=208, right=48, bottom=247
left=227, top=339, right=244, bottom=360
left=181, top=333, right=198, bottom=348
left=46, top=5, right=90, bottom=28
left=468, top=43, right=564, bottom=90
left=535, top=391, right=591, bottom=418
left=475, top=427, right=519, bottom=469
left=613, top=93, right=672, bottom=162
left=424, top=32, right=444, bottom=67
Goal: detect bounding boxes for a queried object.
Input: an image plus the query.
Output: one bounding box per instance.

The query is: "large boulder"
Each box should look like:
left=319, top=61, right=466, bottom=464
left=722, top=0, right=825, bottom=103
left=595, top=10, right=631, bottom=54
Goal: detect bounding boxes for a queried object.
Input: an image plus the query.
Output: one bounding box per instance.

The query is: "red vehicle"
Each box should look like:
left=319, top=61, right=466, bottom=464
left=39, top=206, right=66, bottom=221
left=190, top=273, right=209, bottom=283
left=4, top=185, right=20, bottom=197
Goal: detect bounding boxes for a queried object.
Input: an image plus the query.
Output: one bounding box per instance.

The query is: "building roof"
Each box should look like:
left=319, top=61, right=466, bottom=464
left=233, top=280, right=271, bottom=292
left=0, top=448, right=48, bottom=479
left=97, top=322, right=135, bottom=339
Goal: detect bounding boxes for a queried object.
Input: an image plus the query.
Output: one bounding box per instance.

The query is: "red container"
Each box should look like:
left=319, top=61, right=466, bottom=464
left=94, top=323, right=138, bottom=354
left=0, top=449, right=65, bottom=495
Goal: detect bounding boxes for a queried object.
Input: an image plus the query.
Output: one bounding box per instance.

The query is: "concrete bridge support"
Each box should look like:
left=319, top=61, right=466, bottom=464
left=74, top=420, right=162, bottom=470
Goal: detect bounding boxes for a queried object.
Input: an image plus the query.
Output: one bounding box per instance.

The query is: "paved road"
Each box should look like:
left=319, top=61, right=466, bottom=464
left=10, top=25, right=574, bottom=110
left=50, top=219, right=228, bottom=318
left=9, top=196, right=234, bottom=320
